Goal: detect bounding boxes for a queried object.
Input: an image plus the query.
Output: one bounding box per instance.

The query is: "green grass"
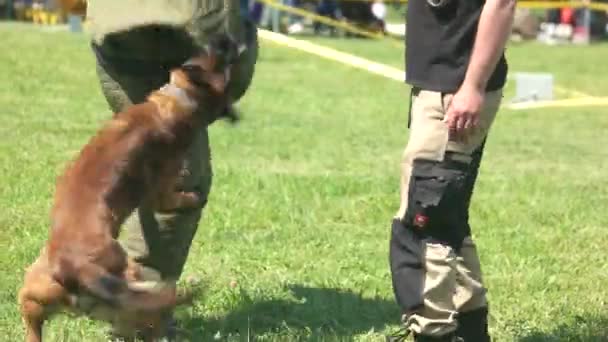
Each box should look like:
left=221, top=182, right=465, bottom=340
left=1, top=22, right=608, bottom=341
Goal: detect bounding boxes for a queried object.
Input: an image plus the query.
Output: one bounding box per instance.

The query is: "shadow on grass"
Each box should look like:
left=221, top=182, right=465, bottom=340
left=179, top=284, right=401, bottom=341
left=517, top=315, right=608, bottom=342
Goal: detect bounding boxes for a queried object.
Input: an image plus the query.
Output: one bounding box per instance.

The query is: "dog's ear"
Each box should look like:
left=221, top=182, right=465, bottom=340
left=204, top=33, right=244, bottom=67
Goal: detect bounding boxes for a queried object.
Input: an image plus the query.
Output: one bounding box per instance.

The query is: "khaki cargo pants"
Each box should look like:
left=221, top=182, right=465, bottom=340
left=91, top=11, right=258, bottom=290
left=390, top=88, right=502, bottom=337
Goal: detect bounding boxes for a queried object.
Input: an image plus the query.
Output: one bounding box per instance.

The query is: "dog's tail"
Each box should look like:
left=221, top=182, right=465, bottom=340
left=54, top=257, right=193, bottom=312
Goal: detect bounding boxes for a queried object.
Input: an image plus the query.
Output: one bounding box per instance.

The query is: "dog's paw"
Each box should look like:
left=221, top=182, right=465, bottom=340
left=155, top=190, right=206, bottom=212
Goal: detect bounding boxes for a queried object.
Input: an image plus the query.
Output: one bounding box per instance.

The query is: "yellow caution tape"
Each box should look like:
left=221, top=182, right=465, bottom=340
left=271, top=0, right=608, bottom=7
left=507, top=96, right=608, bottom=110
left=258, top=28, right=405, bottom=81
left=256, top=0, right=608, bottom=45
left=256, top=0, right=402, bottom=46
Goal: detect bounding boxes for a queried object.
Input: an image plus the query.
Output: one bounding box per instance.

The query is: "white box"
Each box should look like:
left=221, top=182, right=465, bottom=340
left=513, top=72, right=554, bottom=102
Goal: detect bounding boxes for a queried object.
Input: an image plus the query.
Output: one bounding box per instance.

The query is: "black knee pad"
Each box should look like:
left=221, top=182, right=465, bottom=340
left=389, top=218, right=425, bottom=313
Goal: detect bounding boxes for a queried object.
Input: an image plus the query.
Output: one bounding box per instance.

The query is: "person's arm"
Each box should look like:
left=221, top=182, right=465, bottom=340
left=461, top=0, right=516, bottom=91
left=445, top=0, right=516, bottom=137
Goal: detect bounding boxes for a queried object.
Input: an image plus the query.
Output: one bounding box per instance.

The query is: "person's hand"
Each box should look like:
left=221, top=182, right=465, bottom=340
left=444, top=83, right=485, bottom=142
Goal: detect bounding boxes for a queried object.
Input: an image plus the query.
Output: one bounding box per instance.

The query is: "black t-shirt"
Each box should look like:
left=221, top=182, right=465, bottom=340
left=405, top=0, right=508, bottom=93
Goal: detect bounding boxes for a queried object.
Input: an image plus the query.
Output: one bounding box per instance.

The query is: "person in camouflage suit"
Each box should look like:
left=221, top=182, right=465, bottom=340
left=59, top=0, right=258, bottom=339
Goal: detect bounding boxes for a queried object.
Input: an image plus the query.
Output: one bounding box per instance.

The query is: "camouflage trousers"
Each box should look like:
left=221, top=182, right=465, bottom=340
left=93, top=21, right=258, bottom=289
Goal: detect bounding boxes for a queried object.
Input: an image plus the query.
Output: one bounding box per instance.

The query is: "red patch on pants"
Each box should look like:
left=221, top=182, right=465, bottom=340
left=413, top=213, right=428, bottom=229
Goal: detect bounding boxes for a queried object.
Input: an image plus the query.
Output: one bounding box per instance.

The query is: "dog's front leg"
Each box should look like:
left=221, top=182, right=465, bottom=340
left=157, top=190, right=202, bottom=211
left=141, top=323, right=164, bottom=342
left=155, top=189, right=203, bottom=212
left=152, top=163, right=204, bottom=212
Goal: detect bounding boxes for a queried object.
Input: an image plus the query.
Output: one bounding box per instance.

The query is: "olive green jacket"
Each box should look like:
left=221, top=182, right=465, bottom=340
left=86, top=0, right=246, bottom=46
left=87, top=0, right=258, bottom=103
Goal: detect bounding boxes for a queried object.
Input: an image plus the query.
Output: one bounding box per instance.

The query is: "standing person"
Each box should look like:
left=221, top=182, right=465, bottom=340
left=388, top=0, right=515, bottom=341
left=58, top=0, right=258, bottom=340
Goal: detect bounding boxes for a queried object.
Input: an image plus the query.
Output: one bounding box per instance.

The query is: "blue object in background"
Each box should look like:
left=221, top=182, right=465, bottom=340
left=68, top=14, right=82, bottom=32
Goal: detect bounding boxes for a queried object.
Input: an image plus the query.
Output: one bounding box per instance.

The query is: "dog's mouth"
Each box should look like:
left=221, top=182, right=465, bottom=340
left=179, top=34, right=246, bottom=93
left=178, top=63, right=226, bottom=95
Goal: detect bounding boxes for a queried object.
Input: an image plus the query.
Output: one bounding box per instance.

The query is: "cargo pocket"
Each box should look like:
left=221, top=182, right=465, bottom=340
left=405, top=159, right=468, bottom=249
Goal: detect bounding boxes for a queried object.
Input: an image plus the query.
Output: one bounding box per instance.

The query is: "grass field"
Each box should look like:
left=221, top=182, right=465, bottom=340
left=1, top=22, right=608, bottom=341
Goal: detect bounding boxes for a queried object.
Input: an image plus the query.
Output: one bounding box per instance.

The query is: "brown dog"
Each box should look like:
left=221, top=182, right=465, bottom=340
left=18, top=35, right=242, bottom=342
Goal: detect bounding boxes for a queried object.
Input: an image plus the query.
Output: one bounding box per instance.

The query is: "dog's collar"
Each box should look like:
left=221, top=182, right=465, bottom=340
left=158, top=83, right=197, bottom=109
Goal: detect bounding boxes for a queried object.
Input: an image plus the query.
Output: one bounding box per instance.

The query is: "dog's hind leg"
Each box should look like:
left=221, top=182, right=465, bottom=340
left=18, top=256, right=68, bottom=342
left=19, top=293, right=45, bottom=342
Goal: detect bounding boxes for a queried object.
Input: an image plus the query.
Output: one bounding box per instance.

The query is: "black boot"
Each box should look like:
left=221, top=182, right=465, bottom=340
left=455, top=307, right=491, bottom=342
left=414, top=332, right=460, bottom=342
left=385, top=330, right=459, bottom=342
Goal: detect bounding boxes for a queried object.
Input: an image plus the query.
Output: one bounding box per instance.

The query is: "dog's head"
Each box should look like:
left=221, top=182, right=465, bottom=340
left=171, top=33, right=245, bottom=97
left=169, top=34, right=246, bottom=123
